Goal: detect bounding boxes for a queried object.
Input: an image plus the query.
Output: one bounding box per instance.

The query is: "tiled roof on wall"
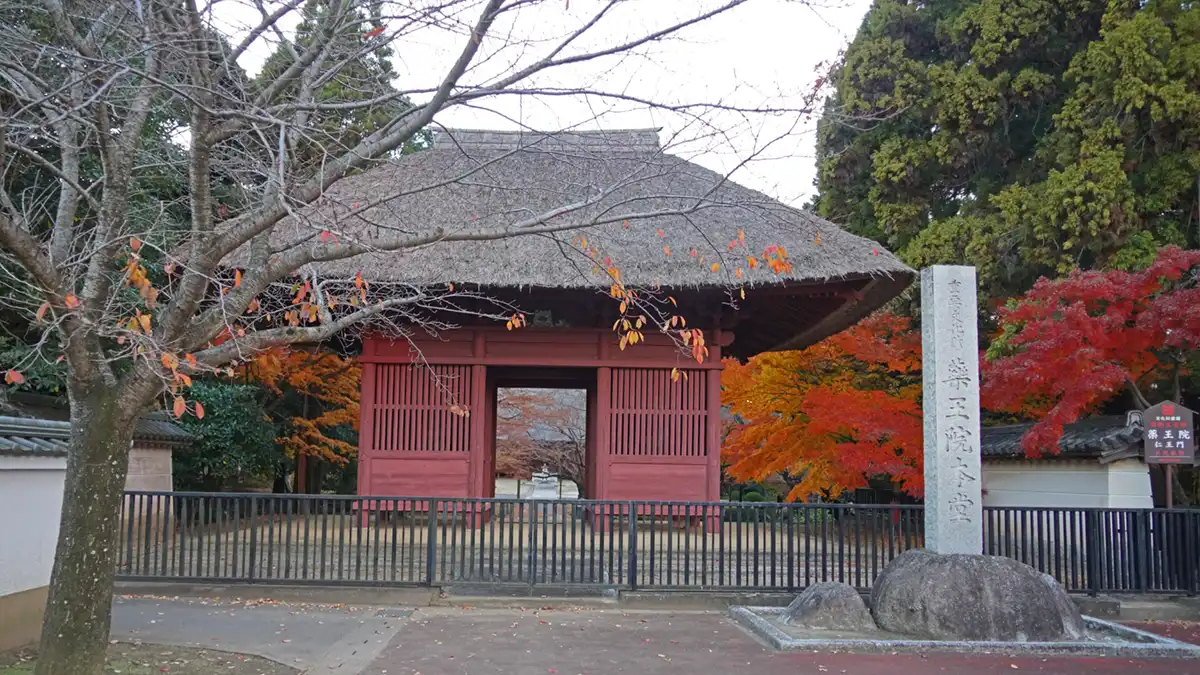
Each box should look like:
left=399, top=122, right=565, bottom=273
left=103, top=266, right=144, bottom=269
left=981, top=415, right=1142, bottom=463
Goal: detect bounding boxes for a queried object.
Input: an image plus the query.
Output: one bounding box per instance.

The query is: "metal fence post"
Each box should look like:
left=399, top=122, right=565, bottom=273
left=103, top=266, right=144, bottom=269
left=1137, top=510, right=1151, bottom=592
left=426, top=498, right=438, bottom=586
left=529, top=501, right=539, bottom=587
left=248, top=496, right=259, bottom=583
left=1186, top=510, right=1199, bottom=597
left=1085, top=509, right=1100, bottom=597
left=786, top=504, right=795, bottom=593
left=627, top=501, right=638, bottom=591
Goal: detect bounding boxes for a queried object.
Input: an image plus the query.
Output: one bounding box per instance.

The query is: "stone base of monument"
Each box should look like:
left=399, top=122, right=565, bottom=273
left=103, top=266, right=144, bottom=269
left=730, top=550, right=1200, bottom=658
left=780, top=581, right=875, bottom=632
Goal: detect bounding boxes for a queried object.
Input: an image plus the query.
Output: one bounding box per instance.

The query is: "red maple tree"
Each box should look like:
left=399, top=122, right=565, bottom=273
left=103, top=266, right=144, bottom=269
left=722, top=313, right=924, bottom=500
left=982, top=247, right=1200, bottom=457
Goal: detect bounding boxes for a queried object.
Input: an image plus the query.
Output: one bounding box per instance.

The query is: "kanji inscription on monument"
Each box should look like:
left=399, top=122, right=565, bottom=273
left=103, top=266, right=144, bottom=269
left=921, top=266, right=983, bottom=554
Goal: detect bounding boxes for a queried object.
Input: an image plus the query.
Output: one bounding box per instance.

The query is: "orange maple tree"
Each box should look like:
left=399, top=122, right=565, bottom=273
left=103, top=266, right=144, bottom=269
left=982, top=246, right=1200, bottom=457
left=243, top=347, right=362, bottom=464
left=722, top=313, right=924, bottom=500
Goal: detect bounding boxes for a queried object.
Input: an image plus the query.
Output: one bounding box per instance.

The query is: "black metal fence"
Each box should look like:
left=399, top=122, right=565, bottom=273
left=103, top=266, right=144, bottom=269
left=115, top=492, right=1199, bottom=595
left=985, top=506, right=1199, bottom=595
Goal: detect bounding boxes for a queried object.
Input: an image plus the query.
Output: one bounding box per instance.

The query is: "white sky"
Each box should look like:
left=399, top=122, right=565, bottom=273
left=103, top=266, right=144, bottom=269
left=217, top=0, right=872, bottom=207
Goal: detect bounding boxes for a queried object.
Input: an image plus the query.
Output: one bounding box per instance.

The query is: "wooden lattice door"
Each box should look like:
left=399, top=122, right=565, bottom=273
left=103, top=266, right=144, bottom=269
left=359, top=363, right=476, bottom=497
left=598, top=367, right=715, bottom=501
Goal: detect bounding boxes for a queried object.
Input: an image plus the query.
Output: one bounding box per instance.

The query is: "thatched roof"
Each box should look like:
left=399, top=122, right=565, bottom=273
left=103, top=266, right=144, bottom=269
left=284, top=129, right=913, bottom=355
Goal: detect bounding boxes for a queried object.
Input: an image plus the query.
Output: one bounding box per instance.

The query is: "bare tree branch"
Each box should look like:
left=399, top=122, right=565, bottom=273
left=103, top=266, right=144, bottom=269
left=0, top=3, right=832, bottom=667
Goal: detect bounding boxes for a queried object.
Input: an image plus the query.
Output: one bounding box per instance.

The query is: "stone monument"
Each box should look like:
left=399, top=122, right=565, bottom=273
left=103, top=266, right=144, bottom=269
left=869, top=265, right=1085, bottom=642
left=920, top=265, right=982, bottom=554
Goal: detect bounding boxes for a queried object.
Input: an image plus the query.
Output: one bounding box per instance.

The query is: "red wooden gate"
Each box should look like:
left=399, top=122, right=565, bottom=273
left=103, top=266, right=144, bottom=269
left=358, top=330, right=725, bottom=510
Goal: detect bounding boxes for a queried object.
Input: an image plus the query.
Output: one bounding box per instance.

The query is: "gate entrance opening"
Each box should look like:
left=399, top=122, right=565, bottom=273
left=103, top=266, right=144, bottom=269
left=491, top=368, right=590, bottom=500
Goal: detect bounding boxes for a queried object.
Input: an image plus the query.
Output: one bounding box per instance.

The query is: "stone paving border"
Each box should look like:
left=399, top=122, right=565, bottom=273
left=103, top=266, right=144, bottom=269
left=729, top=605, right=1200, bottom=658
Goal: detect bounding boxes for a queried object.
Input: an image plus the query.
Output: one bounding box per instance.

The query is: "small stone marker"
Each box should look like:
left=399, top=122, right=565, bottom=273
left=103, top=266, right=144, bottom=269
left=921, top=266, right=982, bottom=554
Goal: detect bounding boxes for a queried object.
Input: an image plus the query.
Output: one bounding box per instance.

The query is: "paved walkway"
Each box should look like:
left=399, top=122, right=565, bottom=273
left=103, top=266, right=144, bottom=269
left=110, top=595, right=408, bottom=673
left=111, top=598, right=1198, bottom=675
left=364, top=608, right=1195, bottom=675
left=1124, top=621, right=1200, bottom=645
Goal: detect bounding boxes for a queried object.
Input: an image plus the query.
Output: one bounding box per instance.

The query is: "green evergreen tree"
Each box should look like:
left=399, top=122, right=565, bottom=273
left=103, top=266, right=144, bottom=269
left=254, top=0, right=427, bottom=174
left=816, top=0, right=1200, bottom=299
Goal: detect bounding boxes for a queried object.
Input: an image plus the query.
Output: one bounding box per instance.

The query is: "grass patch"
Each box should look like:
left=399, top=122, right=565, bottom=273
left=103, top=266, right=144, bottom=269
left=0, top=642, right=297, bottom=675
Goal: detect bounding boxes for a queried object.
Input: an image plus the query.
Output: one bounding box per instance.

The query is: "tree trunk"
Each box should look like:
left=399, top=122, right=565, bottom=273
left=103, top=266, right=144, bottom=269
left=34, top=386, right=139, bottom=675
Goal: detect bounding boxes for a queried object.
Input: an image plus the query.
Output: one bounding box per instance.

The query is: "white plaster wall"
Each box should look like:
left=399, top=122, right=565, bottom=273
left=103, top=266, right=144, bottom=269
left=982, top=459, right=1109, bottom=508
left=981, top=457, right=1154, bottom=575
left=1104, top=458, right=1154, bottom=509
left=0, top=455, right=67, bottom=597
left=981, top=458, right=1152, bottom=508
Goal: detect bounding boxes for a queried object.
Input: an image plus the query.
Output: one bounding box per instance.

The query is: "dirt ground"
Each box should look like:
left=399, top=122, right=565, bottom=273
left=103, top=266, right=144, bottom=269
left=0, top=642, right=297, bottom=675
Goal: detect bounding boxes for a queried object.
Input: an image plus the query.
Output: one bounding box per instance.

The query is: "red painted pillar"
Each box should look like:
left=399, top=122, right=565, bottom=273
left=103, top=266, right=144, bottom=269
left=585, top=384, right=598, bottom=499
left=593, top=366, right=612, bottom=530
left=483, top=377, right=496, bottom=500
left=357, top=359, right=377, bottom=526
left=705, top=365, right=722, bottom=533
left=468, top=363, right=489, bottom=527
left=358, top=360, right=377, bottom=495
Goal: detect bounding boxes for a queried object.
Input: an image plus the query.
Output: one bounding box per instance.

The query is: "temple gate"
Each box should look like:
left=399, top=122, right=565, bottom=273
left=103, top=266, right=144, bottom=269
left=357, top=327, right=726, bottom=504
left=326, top=128, right=912, bottom=523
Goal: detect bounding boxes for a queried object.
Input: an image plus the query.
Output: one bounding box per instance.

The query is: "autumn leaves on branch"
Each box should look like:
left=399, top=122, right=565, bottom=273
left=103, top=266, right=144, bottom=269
left=981, top=248, right=1200, bottom=458
left=723, top=313, right=923, bottom=501
left=724, top=247, right=1200, bottom=500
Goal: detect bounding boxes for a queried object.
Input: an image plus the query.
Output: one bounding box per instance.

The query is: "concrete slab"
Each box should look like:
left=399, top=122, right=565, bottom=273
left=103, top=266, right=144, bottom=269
left=114, top=582, right=440, bottom=606
left=113, top=581, right=1200, bottom=620
left=618, top=590, right=793, bottom=610
left=1073, top=595, right=1121, bottom=618
left=1112, top=598, right=1200, bottom=621
left=110, top=595, right=407, bottom=671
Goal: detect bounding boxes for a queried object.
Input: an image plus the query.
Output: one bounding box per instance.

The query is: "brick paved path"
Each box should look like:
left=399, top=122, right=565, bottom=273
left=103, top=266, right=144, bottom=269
left=1123, top=621, right=1200, bottom=646
left=365, top=609, right=1195, bottom=675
